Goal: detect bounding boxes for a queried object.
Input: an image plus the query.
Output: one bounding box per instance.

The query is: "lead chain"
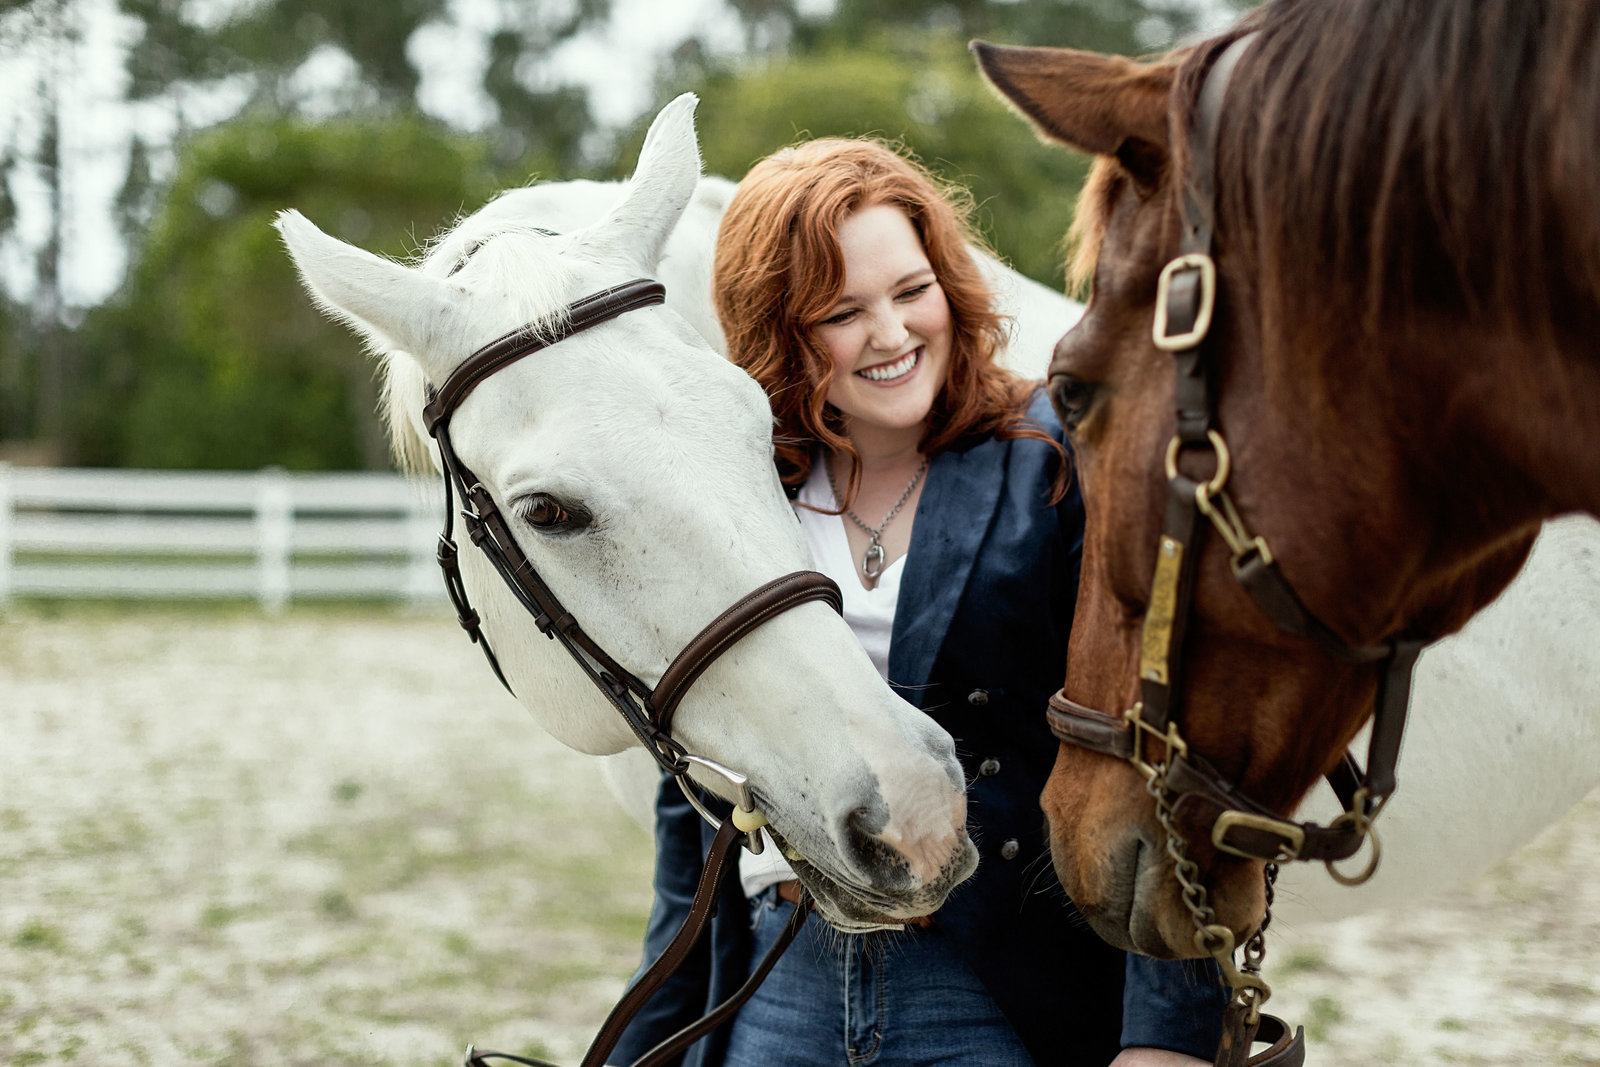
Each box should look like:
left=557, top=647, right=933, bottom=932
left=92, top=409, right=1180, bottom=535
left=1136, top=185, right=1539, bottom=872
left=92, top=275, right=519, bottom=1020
left=1146, top=765, right=1275, bottom=1021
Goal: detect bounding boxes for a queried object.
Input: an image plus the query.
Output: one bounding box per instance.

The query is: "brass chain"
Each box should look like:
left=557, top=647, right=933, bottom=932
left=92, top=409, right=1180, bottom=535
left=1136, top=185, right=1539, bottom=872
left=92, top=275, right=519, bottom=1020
left=1146, top=763, right=1274, bottom=1021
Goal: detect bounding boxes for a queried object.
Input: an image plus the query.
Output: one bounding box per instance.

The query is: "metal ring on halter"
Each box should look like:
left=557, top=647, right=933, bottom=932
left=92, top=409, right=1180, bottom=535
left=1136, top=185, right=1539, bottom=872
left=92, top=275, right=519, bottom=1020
left=1164, top=428, right=1231, bottom=496
left=676, top=753, right=769, bottom=854
left=1324, top=817, right=1383, bottom=887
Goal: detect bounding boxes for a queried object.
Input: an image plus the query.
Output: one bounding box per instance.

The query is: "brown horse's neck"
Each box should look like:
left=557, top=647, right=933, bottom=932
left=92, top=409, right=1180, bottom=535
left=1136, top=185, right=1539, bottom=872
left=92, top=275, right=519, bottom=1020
left=1396, top=319, right=1600, bottom=524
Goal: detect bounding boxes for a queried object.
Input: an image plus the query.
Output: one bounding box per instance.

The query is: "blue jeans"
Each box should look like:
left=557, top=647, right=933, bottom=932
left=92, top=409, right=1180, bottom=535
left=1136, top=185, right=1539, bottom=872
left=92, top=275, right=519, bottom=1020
left=721, top=888, right=1035, bottom=1067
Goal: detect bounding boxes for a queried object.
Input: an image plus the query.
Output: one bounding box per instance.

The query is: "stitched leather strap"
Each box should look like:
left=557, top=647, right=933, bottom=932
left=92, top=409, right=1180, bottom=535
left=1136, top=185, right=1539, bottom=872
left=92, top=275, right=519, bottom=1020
left=628, top=899, right=810, bottom=1067
left=651, top=571, right=844, bottom=734
left=1046, top=691, right=1136, bottom=759
left=423, top=280, right=667, bottom=432
left=580, top=818, right=746, bottom=1067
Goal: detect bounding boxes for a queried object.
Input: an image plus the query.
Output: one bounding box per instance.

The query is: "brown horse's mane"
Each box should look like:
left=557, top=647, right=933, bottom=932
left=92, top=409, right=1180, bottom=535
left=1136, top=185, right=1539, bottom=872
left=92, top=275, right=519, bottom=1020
left=1216, top=0, right=1599, bottom=342
left=1076, top=1, right=1600, bottom=345
left=1064, top=157, right=1123, bottom=295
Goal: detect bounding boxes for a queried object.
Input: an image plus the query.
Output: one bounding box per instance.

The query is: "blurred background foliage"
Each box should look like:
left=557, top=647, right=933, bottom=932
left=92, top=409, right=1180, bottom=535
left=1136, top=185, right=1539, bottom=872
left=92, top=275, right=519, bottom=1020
left=0, top=0, right=1239, bottom=470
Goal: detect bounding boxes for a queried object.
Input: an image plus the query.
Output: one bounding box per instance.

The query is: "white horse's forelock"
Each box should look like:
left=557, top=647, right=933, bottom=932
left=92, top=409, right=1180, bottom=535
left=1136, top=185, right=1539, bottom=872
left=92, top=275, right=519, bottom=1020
left=380, top=173, right=743, bottom=481
left=381, top=213, right=587, bottom=479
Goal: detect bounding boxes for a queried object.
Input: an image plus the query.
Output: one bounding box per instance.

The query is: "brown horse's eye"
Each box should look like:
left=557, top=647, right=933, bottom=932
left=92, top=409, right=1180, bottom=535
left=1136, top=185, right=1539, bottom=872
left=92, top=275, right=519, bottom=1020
left=516, top=493, right=590, bottom=532
left=1049, top=373, right=1097, bottom=431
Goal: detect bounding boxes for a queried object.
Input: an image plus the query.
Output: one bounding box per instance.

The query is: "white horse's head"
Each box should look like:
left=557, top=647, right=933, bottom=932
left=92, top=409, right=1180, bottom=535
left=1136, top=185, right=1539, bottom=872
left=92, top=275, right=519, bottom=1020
left=275, top=94, right=977, bottom=924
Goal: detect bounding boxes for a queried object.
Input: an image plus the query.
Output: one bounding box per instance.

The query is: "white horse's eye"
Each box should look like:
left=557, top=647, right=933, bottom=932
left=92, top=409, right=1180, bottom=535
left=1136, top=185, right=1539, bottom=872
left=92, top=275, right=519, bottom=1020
left=515, top=493, right=591, bottom=532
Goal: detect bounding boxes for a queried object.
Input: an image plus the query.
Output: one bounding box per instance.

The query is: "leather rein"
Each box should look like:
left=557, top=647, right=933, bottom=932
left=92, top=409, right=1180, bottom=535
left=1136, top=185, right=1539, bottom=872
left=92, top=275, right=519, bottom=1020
left=1043, top=34, right=1432, bottom=1067
left=421, top=277, right=836, bottom=1067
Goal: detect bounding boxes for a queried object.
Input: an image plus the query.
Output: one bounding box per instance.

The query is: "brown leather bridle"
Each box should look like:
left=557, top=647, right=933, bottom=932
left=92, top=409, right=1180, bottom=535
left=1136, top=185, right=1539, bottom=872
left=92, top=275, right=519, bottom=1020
left=421, top=277, right=837, bottom=1067
left=1042, top=33, right=1433, bottom=1067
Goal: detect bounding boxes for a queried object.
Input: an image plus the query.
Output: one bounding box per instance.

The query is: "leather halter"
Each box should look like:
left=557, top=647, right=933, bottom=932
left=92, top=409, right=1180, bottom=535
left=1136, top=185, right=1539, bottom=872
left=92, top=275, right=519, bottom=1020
left=422, top=277, right=840, bottom=1067
left=1043, top=33, right=1436, bottom=1067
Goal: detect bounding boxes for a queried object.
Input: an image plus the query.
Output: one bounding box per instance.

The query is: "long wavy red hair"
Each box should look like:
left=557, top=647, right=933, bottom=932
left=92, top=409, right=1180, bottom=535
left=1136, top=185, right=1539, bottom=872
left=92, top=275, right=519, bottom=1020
left=712, top=138, right=1058, bottom=506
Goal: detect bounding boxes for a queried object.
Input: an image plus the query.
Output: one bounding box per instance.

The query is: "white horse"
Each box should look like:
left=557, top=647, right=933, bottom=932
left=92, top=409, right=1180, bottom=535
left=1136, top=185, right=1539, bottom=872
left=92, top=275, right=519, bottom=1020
left=480, top=131, right=1600, bottom=933
left=275, top=94, right=980, bottom=927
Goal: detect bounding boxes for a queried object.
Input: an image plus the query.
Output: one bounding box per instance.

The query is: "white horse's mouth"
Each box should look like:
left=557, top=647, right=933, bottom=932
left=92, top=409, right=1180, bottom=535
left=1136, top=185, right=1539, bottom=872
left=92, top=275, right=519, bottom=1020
left=765, top=824, right=975, bottom=928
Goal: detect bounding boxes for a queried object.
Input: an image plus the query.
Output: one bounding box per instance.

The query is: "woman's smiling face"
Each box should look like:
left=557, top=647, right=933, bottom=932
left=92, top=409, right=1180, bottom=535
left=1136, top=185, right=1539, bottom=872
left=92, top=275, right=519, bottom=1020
left=812, top=204, right=953, bottom=448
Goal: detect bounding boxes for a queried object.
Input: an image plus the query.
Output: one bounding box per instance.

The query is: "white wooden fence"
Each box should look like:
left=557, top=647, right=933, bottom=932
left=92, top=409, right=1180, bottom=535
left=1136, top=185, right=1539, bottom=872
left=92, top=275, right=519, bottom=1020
left=0, top=464, right=443, bottom=612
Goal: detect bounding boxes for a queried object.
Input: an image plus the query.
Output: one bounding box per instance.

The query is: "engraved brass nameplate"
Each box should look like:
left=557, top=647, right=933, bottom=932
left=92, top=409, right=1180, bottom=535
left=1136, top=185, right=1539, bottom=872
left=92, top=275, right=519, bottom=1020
left=1138, top=536, right=1184, bottom=685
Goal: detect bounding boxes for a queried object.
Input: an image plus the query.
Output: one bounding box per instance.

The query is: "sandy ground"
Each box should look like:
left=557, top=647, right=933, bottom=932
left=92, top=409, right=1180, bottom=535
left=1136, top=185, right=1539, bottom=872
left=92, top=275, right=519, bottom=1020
left=2, top=606, right=1597, bottom=1066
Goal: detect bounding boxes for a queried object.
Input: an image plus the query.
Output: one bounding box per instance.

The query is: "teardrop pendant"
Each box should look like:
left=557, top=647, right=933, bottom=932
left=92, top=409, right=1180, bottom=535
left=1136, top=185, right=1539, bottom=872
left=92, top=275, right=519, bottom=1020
left=862, top=540, right=886, bottom=580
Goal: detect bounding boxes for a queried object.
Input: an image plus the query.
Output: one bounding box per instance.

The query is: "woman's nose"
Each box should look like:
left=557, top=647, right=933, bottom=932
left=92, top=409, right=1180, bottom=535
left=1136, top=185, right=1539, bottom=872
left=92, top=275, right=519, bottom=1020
left=868, top=309, right=910, bottom=351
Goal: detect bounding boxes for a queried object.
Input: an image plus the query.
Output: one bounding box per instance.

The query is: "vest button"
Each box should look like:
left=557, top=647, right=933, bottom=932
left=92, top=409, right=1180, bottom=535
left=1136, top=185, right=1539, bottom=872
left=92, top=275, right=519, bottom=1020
left=978, top=758, right=1001, bottom=778
left=999, top=839, right=1020, bottom=860
left=967, top=689, right=989, bottom=706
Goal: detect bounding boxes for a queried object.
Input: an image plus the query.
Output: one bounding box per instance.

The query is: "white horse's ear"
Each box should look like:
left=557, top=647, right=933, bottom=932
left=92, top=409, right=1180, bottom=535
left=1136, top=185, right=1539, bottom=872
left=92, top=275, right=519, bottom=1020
left=275, top=209, right=461, bottom=382
left=580, top=93, right=702, bottom=275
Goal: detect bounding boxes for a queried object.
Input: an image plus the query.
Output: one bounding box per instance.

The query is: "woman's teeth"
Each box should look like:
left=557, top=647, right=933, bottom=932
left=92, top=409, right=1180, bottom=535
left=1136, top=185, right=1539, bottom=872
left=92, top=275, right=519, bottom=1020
left=860, top=349, right=920, bottom=382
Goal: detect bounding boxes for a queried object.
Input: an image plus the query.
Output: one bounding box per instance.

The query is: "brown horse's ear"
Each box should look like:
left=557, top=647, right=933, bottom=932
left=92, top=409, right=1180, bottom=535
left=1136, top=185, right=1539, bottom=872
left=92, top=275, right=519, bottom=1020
left=971, top=41, right=1172, bottom=187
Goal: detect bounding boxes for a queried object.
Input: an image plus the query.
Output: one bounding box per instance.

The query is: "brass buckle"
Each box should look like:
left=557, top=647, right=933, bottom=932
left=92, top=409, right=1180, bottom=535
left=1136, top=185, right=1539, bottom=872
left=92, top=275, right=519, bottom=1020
left=1152, top=253, right=1217, bottom=351
left=1125, top=703, right=1188, bottom=781
left=1211, top=810, right=1306, bottom=862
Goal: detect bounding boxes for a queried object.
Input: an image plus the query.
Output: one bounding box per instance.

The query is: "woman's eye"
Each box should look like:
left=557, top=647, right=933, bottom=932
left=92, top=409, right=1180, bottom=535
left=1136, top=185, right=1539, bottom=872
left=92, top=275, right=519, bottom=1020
left=897, top=283, right=932, bottom=301
left=1049, top=373, right=1098, bottom=431
left=517, top=493, right=588, bottom=531
left=820, top=309, right=856, bottom=326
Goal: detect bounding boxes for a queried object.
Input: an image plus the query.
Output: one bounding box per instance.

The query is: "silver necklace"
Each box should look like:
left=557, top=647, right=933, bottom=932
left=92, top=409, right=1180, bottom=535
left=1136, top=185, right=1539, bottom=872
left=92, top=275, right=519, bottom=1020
left=826, top=456, right=929, bottom=581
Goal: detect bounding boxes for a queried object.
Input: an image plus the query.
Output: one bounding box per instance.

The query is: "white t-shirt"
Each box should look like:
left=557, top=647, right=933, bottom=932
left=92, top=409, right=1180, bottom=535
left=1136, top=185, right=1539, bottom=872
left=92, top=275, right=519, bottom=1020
left=737, top=456, right=905, bottom=897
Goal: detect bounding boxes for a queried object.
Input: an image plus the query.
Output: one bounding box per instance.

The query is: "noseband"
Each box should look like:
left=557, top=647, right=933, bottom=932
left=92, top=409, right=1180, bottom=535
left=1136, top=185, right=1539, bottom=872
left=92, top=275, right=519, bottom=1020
left=1045, top=34, right=1432, bottom=1067
left=422, top=277, right=837, bottom=1067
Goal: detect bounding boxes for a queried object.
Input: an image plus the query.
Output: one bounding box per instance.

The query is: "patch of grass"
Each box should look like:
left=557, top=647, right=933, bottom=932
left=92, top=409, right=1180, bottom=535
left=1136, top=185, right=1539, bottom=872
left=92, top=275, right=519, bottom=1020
left=1278, top=944, right=1328, bottom=975
left=333, top=779, right=364, bottom=804
left=60, top=810, right=151, bottom=857
left=317, top=889, right=359, bottom=921
left=1305, top=995, right=1346, bottom=1042
left=13, top=919, right=68, bottom=953
left=200, top=903, right=243, bottom=930
left=1536, top=980, right=1593, bottom=1000
left=1438, top=1017, right=1469, bottom=1032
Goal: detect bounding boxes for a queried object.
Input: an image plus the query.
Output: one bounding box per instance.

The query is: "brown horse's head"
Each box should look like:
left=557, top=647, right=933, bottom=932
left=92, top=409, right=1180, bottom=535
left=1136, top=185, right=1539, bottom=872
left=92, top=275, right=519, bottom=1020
left=974, top=0, right=1600, bottom=959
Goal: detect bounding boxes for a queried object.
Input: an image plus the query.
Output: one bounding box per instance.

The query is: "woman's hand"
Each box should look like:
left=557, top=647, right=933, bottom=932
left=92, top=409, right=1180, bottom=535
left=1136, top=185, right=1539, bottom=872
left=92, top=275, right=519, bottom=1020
left=1110, top=1049, right=1211, bottom=1066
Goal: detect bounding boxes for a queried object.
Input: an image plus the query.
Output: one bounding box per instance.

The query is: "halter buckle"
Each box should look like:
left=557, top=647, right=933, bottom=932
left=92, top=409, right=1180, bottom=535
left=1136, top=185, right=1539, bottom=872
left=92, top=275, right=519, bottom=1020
left=1153, top=253, right=1217, bottom=351
left=1125, top=703, right=1188, bottom=780
left=1211, top=810, right=1306, bottom=862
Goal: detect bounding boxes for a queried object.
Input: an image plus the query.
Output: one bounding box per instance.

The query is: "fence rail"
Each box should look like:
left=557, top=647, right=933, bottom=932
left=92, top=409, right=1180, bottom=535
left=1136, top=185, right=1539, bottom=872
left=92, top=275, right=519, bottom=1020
left=0, top=464, right=443, bottom=611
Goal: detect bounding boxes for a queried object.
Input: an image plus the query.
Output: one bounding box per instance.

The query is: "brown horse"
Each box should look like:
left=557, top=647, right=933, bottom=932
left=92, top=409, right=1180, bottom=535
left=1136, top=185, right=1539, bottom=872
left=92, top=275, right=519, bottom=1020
left=974, top=0, right=1600, bottom=963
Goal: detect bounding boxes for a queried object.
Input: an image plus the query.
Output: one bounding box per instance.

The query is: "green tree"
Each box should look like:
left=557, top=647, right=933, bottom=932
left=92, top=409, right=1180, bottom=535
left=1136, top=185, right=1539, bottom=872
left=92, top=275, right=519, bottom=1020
left=814, top=0, right=1200, bottom=54
left=649, top=0, right=1206, bottom=289
left=74, top=114, right=523, bottom=470
left=3, top=0, right=612, bottom=461
left=634, top=32, right=1089, bottom=290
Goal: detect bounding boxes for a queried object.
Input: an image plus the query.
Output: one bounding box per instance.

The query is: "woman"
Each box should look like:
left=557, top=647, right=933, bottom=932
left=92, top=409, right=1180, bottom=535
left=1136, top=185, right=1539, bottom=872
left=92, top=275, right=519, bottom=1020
left=611, top=139, right=1225, bottom=1067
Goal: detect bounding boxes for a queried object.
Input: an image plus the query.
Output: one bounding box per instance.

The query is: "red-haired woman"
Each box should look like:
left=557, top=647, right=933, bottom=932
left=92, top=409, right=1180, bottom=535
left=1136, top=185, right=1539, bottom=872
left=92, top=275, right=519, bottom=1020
left=612, top=139, right=1224, bottom=1067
